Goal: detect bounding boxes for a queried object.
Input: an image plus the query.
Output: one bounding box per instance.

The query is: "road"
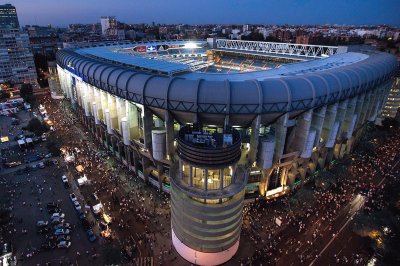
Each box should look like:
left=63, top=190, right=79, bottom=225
left=309, top=157, right=400, bottom=266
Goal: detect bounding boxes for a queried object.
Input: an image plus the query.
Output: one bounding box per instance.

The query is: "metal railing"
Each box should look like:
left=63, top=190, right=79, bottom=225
left=215, top=39, right=339, bottom=59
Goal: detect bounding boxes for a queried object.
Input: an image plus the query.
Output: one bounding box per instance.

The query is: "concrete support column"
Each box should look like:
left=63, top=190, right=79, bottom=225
left=92, top=102, right=99, bottom=125
left=83, top=95, right=90, bottom=116
left=116, top=98, right=126, bottom=133
left=292, top=110, right=313, bottom=153
left=108, top=94, right=117, bottom=131
left=105, top=109, right=112, bottom=134
left=165, top=111, right=175, bottom=160
left=87, top=85, right=93, bottom=115
left=273, top=113, right=289, bottom=162
left=75, top=80, right=82, bottom=107
left=142, top=107, right=153, bottom=150
left=354, top=93, right=365, bottom=128
left=121, top=118, right=130, bottom=146
left=359, top=92, right=372, bottom=126
left=368, top=88, right=384, bottom=122
left=336, top=99, right=348, bottom=133
left=100, top=90, right=108, bottom=123
left=375, top=86, right=387, bottom=115
left=365, top=90, right=378, bottom=122
left=311, top=106, right=326, bottom=147
left=341, top=97, right=357, bottom=138
left=248, top=115, right=261, bottom=165
left=321, top=103, right=338, bottom=143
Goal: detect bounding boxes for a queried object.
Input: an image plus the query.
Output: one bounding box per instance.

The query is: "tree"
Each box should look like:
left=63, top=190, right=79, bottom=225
left=20, top=83, right=36, bottom=105
left=46, top=137, right=61, bottom=156
left=0, top=90, right=11, bottom=100
left=26, top=118, right=49, bottom=135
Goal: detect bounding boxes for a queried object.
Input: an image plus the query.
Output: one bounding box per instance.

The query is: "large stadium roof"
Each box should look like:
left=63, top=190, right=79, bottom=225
left=56, top=40, right=398, bottom=125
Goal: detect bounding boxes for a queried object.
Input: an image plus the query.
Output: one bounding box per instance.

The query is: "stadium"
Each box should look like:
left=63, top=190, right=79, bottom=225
left=56, top=38, right=397, bottom=265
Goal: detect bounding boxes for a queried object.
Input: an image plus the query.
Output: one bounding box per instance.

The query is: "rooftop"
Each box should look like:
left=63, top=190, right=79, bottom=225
left=74, top=40, right=370, bottom=80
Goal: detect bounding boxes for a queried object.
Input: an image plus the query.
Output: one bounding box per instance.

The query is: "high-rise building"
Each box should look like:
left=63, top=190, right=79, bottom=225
left=0, top=4, right=19, bottom=29
left=100, top=16, right=117, bottom=36
left=0, top=5, right=37, bottom=86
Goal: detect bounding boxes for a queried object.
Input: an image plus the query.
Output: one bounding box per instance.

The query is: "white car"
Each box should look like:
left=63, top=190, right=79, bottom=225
left=57, top=241, right=71, bottom=248
left=36, top=220, right=48, bottom=227
left=69, top=193, right=77, bottom=202
left=54, top=229, right=70, bottom=236
left=51, top=213, right=65, bottom=220
left=73, top=200, right=81, bottom=211
left=61, top=175, right=68, bottom=183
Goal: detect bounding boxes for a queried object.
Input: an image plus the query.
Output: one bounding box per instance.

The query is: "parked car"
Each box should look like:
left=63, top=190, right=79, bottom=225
left=69, top=193, right=77, bottom=202
left=54, top=229, right=70, bottom=236
left=36, top=220, right=48, bottom=227
left=92, top=193, right=99, bottom=201
left=50, top=218, right=64, bottom=225
left=61, top=175, right=68, bottom=183
left=24, top=155, right=42, bottom=163
left=57, top=241, right=71, bottom=248
left=56, top=235, right=71, bottom=242
left=51, top=213, right=65, bottom=220
left=38, top=162, right=45, bottom=169
left=53, top=223, right=71, bottom=230
left=86, top=229, right=97, bottom=242
left=73, top=201, right=81, bottom=211
left=77, top=210, right=86, bottom=220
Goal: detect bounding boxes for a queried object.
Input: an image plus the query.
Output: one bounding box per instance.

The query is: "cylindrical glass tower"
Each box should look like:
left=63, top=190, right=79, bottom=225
left=171, top=125, right=247, bottom=265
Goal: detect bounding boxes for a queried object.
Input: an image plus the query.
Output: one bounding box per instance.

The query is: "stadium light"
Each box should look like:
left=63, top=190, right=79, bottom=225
left=184, top=42, right=198, bottom=49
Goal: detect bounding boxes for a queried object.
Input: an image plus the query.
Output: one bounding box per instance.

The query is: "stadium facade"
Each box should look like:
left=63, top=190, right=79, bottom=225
left=56, top=39, right=397, bottom=265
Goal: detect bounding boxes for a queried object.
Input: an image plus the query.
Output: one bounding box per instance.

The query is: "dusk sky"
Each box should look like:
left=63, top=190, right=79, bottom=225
left=5, top=0, right=400, bottom=27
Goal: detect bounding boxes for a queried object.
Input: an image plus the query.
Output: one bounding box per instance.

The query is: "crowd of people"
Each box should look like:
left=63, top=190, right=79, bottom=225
left=45, top=96, right=178, bottom=264
left=2, top=92, right=398, bottom=265
left=241, top=122, right=400, bottom=265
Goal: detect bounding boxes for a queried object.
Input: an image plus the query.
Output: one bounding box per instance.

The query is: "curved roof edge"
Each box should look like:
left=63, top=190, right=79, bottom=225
left=56, top=47, right=397, bottom=115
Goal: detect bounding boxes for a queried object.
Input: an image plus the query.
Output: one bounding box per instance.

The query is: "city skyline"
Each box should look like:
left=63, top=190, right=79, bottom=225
left=4, top=0, right=400, bottom=27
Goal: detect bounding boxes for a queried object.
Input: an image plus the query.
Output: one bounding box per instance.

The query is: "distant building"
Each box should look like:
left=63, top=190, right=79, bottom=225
left=0, top=4, right=37, bottom=86
left=0, top=4, right=19, bottom=29
left=0, top=29, right=38, bottom=86
left=117, top=29, right=125, bottom=40
left=101, top=16, right=117, bottom=36
left=296, top=35, right=310, bottom=44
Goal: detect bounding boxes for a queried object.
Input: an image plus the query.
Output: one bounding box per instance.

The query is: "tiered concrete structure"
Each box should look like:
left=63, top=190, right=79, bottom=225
left=56, top=39, right=397, bottom=265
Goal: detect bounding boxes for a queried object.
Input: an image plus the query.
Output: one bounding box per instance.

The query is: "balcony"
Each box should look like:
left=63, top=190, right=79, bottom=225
left=176, top=125, right=241, bottom=168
